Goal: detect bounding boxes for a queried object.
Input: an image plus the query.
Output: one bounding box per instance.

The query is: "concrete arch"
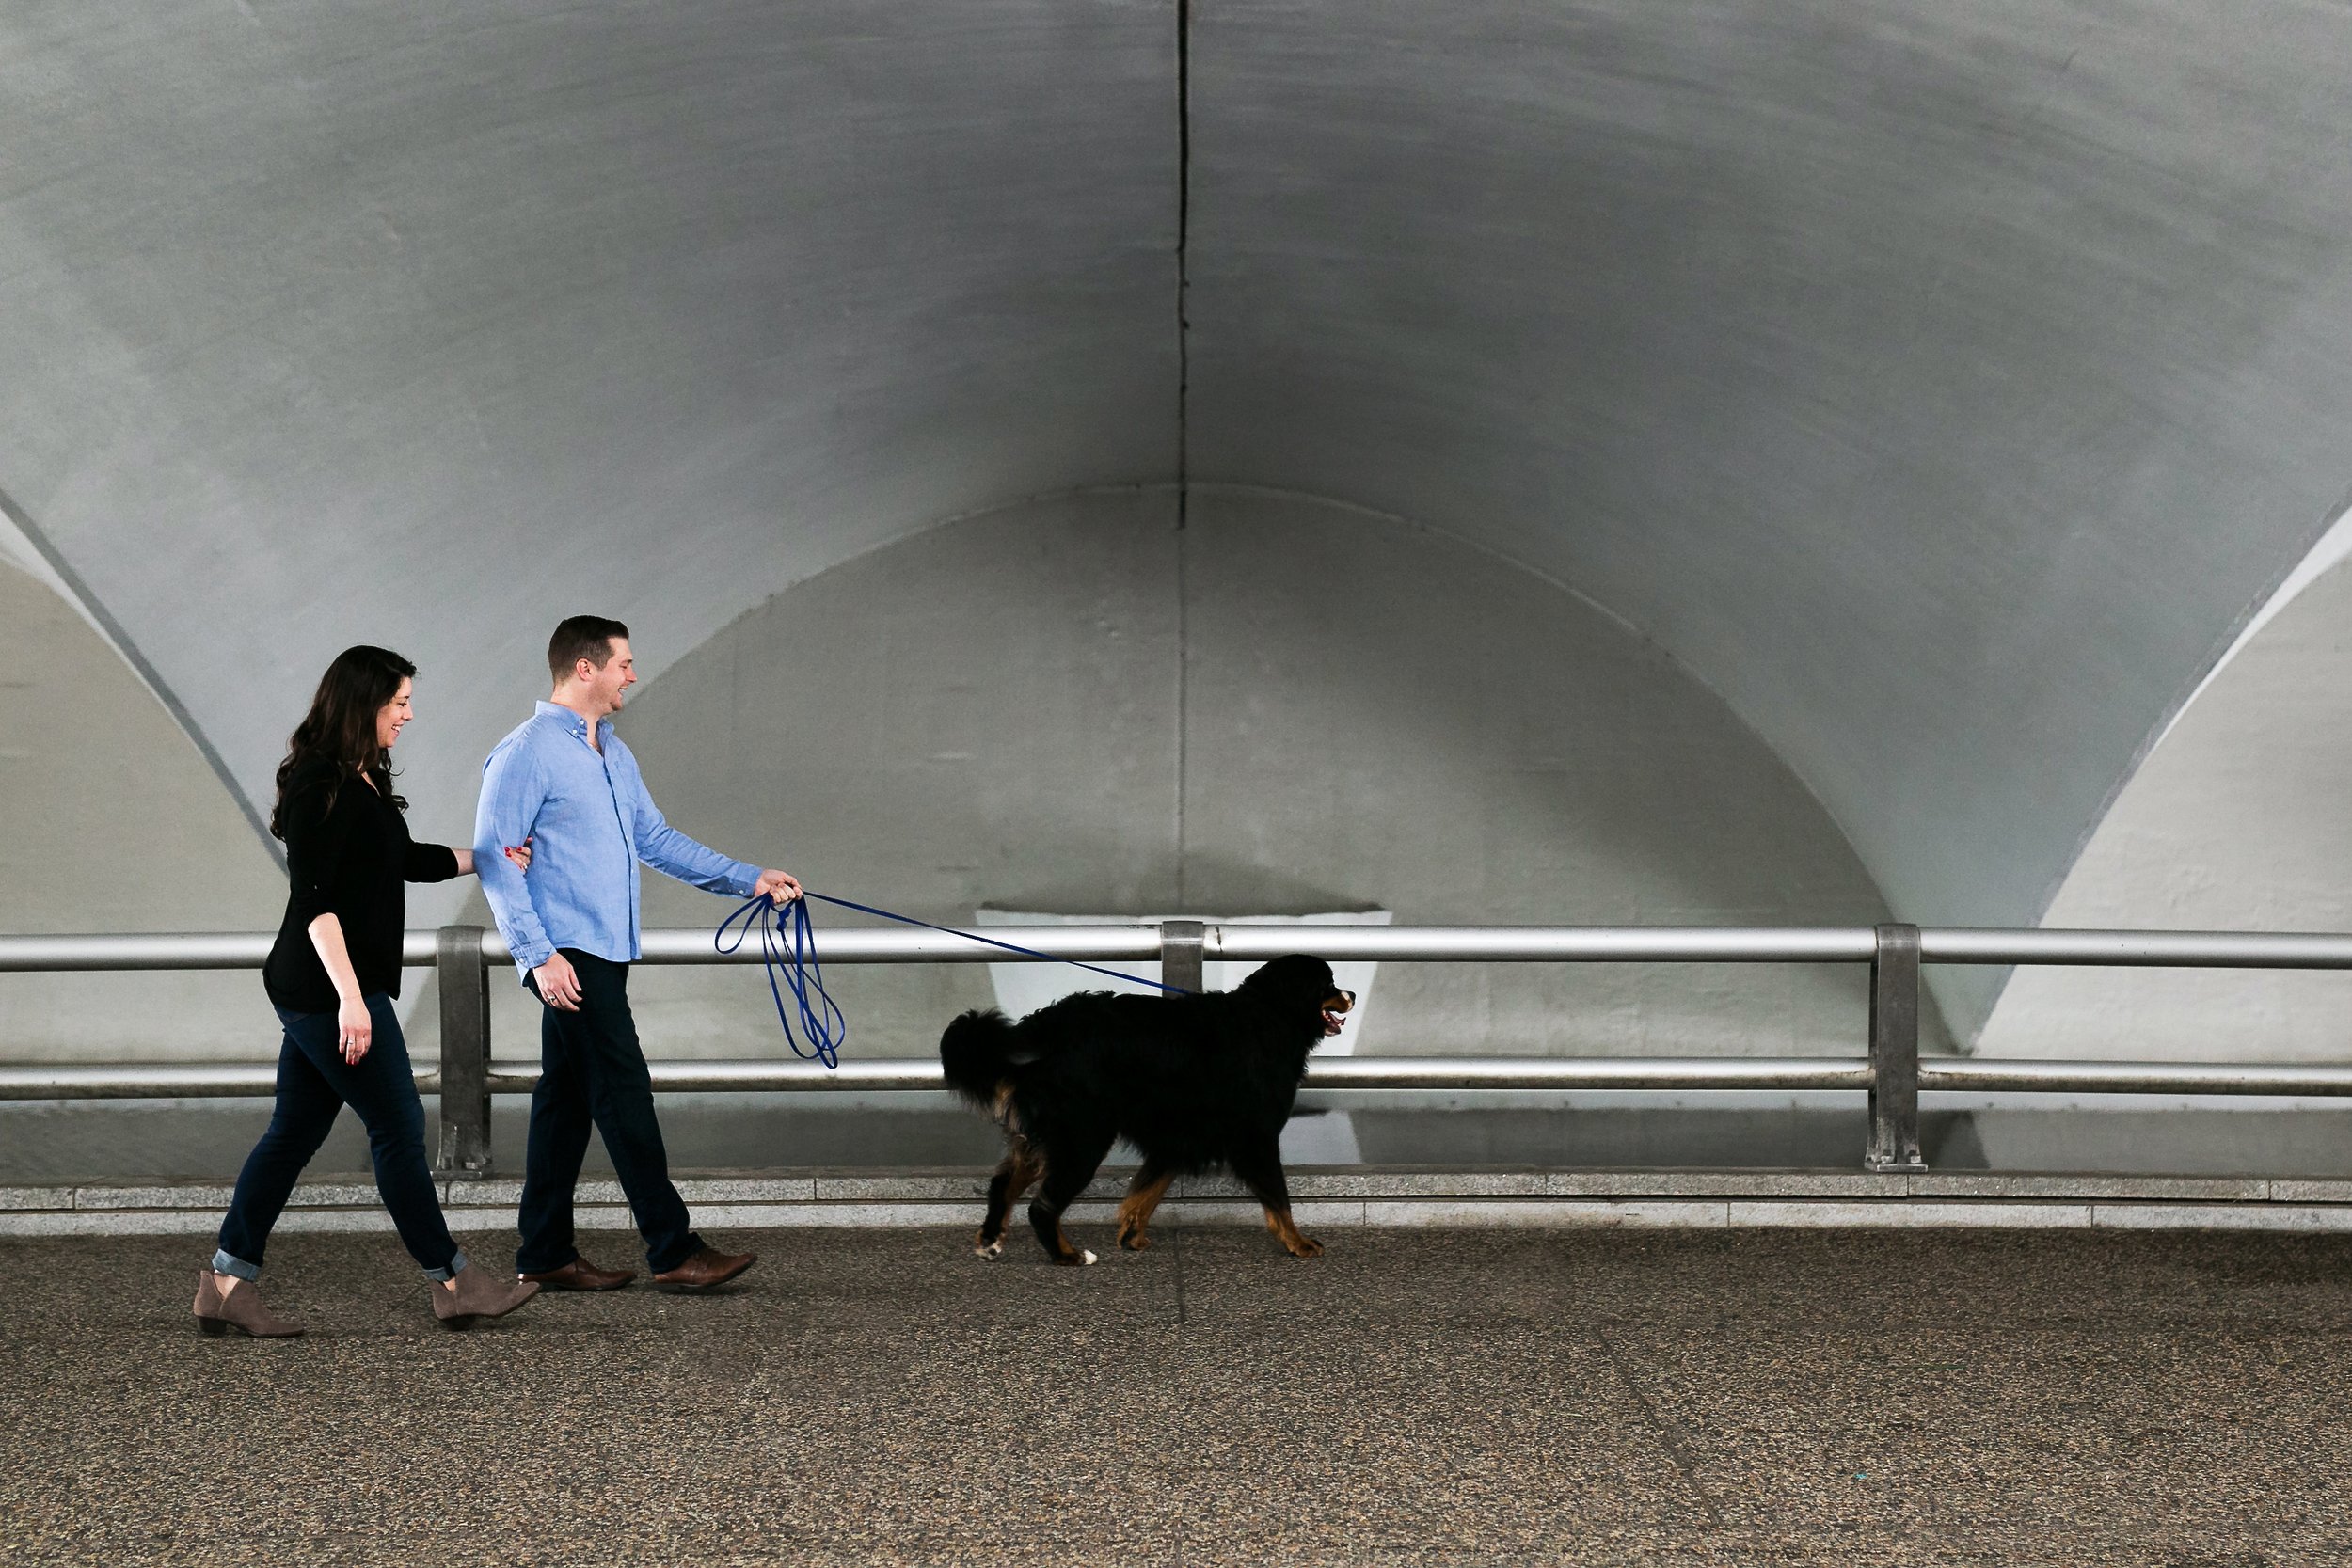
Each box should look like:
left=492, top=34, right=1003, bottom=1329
left=1184, top=0, right=2352, bottom=1036
left=414, top=486, right=1941, bottom=1067
left=1979, top=546, right=2352, bottom=1062
left=3, top=0, right=2351, bottom=1043
left=0, top=553, right=283, bottom=1060
left=0, top=485, right=276, bottom=856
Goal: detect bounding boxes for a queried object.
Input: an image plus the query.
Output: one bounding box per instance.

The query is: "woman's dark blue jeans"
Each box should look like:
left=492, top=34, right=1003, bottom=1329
left=214, top=994, right=466, bottom=1281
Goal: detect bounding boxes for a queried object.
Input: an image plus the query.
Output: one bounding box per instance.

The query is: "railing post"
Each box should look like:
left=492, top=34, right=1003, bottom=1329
left=1160, top=919, right=1206, bottom=994
left=436, top=924, right=493, bottom=1178
left=1865, top=922, right=1925, bottom=1172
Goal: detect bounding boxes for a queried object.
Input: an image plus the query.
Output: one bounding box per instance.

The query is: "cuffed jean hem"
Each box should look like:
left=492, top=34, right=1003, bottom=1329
left=215, top=1244, right=463, bottom=1282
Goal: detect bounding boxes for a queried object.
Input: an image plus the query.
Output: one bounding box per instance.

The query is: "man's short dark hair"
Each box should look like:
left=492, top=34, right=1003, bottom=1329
left=548, top=615, right=630, bottom=684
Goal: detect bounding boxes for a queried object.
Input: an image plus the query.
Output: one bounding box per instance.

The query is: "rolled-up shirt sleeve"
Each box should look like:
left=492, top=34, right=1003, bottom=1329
left=281, top=781, right=354, bottom=927
left=627, top=762, right=758, bottom=896
left=475, top=739, right=556, bottom=977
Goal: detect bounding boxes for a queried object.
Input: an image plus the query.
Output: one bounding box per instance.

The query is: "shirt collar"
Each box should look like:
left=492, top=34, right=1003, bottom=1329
left=536, top=700, right=611, bottom=746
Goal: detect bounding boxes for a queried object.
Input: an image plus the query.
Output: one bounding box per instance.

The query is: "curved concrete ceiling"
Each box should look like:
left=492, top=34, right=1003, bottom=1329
left=6, top=1, right=2352, bottom=1012
left=1186, top=0, right=2352, bottom=949
left=0, top=0, right=1180, bottom=866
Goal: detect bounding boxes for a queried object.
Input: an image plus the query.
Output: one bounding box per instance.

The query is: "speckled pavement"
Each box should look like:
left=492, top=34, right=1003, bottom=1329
left=7, top=1224, right=2351, bottom=1565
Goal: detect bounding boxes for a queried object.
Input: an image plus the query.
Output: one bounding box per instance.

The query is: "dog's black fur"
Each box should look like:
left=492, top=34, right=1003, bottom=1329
left=939, top=954, right=1353, bottom=1265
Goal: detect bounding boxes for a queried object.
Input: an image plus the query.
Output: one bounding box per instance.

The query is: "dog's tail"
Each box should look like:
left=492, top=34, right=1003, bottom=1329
left=939, top=1007, right=1023, bottom=1106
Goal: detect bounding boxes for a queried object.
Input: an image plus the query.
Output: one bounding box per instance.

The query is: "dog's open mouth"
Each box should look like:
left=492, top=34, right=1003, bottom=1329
left=1321, top=990, right=1356, bottom=1037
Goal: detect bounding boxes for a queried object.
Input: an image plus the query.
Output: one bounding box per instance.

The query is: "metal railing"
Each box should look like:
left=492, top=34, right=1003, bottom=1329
left=9, top=920, right=2352, bottom=1177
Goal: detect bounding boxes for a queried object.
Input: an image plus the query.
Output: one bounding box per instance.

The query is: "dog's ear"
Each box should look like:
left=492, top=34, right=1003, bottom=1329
left=1244, top=954, right=1336, bottom=1002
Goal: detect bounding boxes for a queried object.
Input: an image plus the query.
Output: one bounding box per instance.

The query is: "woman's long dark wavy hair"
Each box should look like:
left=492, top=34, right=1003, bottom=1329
left=271, top=645, right=414, bottom=839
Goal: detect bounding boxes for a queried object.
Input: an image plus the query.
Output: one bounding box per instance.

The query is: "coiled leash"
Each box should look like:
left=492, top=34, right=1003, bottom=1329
left=715, top=890, right=1196, bottom=1069
left=714, top=892, right=850, bottom=1069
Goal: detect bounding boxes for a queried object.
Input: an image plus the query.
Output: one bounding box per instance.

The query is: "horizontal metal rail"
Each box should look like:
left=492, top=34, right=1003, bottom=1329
left=16, top=924, right=2352, bottom=972
left=0, top=1055, right=1882, bottom=1101
left=23, top=1055, right=2352, bottom=1102
left=13, top=920, right=2352, bottom=1173
left=0, top=927, right=1178, bottom=973
left=0, top=1063, right=315, bottom=1100
left=1915, top=1058, right=2352, bottom=1096
left=1919, top=928, right=2352, bottom=969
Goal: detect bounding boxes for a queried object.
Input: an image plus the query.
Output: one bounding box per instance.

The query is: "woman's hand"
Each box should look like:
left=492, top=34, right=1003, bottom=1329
left=305, top=913, right=369, bottom=1061
left=451, top=839, right=529, bottom=878
left=337, top=994, right=373, bottom=1065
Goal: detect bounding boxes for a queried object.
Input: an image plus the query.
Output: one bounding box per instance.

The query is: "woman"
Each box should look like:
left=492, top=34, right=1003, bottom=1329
left=195, top=646, right=540, bottom=1336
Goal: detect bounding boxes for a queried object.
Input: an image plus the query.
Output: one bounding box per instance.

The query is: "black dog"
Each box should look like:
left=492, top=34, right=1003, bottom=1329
left=938, top=954, right=1355, bottom=1265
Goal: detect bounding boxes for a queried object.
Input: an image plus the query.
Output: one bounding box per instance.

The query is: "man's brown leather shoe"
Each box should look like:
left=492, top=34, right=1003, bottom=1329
left=520, top=1256, right=635, bottom=1291
left=652, top=1245, right=755, bottom=1293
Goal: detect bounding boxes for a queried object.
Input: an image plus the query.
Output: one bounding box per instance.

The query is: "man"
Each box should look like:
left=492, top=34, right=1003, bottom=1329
left=476, top=615, right=801, bottom=1293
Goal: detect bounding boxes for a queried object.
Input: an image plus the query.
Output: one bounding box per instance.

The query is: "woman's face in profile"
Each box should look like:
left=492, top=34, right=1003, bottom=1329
left=375, top=677, right=415, bottom=753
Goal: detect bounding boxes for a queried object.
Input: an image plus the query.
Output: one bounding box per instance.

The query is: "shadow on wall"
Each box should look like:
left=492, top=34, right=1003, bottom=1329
left=412, top=484, right=1944, bottom=1067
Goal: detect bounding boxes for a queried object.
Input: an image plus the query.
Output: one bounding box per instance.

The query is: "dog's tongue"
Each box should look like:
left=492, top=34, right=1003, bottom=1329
left=1322, top=1009, right=1347, bottom=1037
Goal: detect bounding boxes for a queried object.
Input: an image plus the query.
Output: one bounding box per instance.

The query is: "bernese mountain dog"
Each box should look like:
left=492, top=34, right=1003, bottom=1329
left=938, top=954, right=1355, bottom=1265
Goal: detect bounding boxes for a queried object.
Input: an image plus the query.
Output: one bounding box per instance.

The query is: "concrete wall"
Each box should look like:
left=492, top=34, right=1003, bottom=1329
left=1978, top=554, right=2352, bottom=1062
left=0, top=0, right=1179, bottom=941
left=0, top=557, right=284, bottom=1059
left=5, top=0, right=2351, bottom=1051
left=1189, top=0, right=2352, bottom=1037
left=418, top=487, right=1931, bottom=1067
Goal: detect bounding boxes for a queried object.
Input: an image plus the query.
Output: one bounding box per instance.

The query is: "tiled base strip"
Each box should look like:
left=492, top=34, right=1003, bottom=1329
left=9, top=1170, right=2352, bottom=1238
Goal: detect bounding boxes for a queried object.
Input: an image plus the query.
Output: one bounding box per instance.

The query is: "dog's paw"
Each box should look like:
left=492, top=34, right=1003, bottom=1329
left=1118, top=1230, right=1152, bottom=1251
left=1081, top=1249, right=1098, bottom=1266
left=1287, top=1235, right=1325, bottom=1259
left=974, top=1236, right=1004, bottom=1260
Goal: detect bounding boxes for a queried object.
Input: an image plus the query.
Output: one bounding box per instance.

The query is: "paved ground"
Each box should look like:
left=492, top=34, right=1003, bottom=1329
left=7, top=1224, right=2352, bottom=1565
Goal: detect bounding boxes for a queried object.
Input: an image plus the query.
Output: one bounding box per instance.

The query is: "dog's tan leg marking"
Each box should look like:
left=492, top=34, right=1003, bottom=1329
left=1049, top=1218, right=1097, bottom=1267
left=976, top=1146, right=1043, bottom=1259
left=1264, top=1206, right=1324, bottom=1259
left=1006, top=1148, right=1042, bottom=1200
left=1116, top=1170, right=1175, bottom=1251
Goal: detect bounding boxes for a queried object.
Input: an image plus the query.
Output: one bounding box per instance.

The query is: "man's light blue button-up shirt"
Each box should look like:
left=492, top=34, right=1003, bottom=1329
left=474, top=701, right=758, bottom=979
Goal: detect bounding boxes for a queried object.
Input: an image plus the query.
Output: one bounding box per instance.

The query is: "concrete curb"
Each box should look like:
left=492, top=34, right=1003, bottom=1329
left=9, top=1168, right=2352, bottom=1238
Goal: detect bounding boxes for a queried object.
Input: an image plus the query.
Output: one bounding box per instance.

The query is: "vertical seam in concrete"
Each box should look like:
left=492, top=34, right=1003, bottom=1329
left=1172, top=0, right=1192, bottom=909
left=0, top=482, right=283, bottom=868
left=1174, top=0, right=1192, bottom=524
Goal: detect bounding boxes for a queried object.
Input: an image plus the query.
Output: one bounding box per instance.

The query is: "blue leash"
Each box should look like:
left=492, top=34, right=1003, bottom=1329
left=714, top=891, right=1195, bottom=1069
left=714, top=893, right=850, bottom=1069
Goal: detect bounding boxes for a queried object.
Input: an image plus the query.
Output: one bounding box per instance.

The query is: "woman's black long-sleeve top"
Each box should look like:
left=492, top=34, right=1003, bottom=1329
left=262, top=759, right=461, bottom=1012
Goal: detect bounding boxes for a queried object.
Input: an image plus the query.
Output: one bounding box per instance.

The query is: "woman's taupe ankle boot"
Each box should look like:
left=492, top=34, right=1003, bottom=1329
left=192, top=1268, right=305, bottom=1338
left=432, top=1262, right=539, bottom=1329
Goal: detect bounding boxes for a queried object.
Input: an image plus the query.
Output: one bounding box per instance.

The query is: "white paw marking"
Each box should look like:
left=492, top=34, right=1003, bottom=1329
left=1080, top=1249, right=1098, bottom=1266
left=976, top=1239, right=1003, bottom=1259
